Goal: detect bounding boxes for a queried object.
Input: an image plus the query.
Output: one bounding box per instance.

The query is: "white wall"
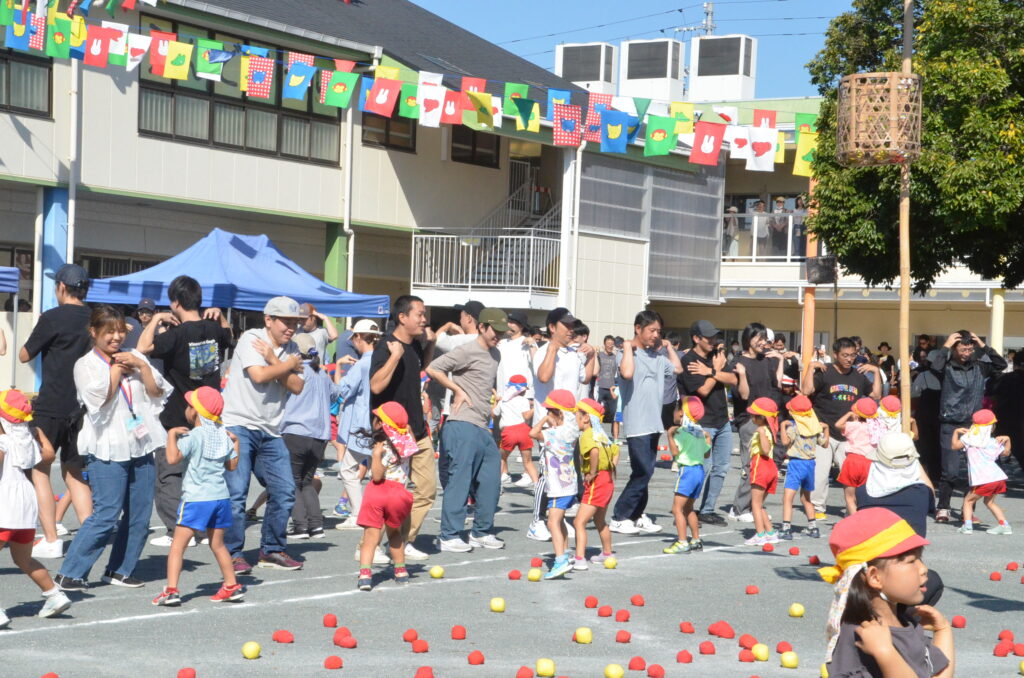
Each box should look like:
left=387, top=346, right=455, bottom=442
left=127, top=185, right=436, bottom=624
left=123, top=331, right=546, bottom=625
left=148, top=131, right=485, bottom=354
left=574, top=233, right=646, bottom=340
left=0, top=311, right=37, bottom=390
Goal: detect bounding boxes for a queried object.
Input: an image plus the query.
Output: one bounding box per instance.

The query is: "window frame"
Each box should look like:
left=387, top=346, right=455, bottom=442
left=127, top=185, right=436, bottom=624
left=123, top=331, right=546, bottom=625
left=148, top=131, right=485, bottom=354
left=0, top=45, right=54, bottom=118
left=450, top=126, right=500, bottom=169
left=360, top=111, right=417, bottom=153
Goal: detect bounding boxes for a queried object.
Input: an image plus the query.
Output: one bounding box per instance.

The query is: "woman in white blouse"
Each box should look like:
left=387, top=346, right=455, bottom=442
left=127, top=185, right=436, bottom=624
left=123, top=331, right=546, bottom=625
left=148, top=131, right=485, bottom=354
left=55, top=306, right=172, bottom=592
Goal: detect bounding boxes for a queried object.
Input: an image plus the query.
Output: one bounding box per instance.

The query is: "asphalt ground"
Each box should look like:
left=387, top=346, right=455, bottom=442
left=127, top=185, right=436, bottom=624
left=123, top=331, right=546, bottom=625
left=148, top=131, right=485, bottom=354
left=3, top=438, right=1024, bottom=678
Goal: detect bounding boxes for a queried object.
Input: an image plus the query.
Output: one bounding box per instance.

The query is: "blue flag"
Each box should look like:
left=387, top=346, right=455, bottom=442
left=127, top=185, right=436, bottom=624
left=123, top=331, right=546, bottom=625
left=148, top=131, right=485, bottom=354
left=206, top=49, right=235, bottom=64
left=359, top=76, right=376, bottom=112
left=282, top=62, right=316, bottom=100
left=600, top=109, right=630, bottom=154
left=239, top=45, right=269, bottom=57
left=4, top=15, right=30, bottom=51
left=625, top=115, right=641, bottom=143
left=546, top=88, right=571, bottom=119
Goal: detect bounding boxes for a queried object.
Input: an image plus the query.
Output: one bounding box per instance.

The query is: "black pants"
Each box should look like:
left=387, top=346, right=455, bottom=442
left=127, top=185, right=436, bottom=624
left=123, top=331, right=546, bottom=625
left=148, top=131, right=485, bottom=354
left=284, top=434, right=325, bottom=531
left=937, top=421, right=969, bottom=510
left=153, top=446, right=184, bottom=534
left=914, top=390, right=942, bottom=482
left=598, top=388, right=617, bottom=424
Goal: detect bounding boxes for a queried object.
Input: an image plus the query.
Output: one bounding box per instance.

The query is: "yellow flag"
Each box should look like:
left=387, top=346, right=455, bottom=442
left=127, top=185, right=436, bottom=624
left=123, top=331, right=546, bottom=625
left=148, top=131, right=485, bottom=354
left=515, top=101, right=540, bottom=133
left=793, top=131, right=818, bottom=177
left=70, top=15, right=87, bottom=51
left=467, top=90, right=493, bottom=127
left=162, top=41, right=193, bottom=80
left=670, top=101, right=694, bottom=134
left=239, top=54, right=250, bottom=92
left=775, top=131, right=786, bottom=163
left=374, top=65, right=400, bottom=80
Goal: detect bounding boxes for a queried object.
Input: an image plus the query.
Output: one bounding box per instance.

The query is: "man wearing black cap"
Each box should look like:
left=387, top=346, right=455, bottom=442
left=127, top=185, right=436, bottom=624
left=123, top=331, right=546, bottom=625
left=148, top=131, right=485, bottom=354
left=679, top=320, right=737, bottom=526
left=20, top=264, right=94, bottom=558
left=436, top=300, right=484, bottom=353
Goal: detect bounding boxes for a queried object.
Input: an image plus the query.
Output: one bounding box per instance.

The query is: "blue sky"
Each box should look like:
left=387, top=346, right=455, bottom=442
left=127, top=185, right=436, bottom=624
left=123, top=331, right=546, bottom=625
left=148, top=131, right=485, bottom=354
left=411, top=0, right=848, bottom=99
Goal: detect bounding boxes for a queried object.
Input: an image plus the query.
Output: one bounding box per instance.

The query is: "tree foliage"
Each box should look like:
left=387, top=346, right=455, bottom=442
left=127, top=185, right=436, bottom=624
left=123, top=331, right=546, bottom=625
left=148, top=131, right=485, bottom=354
left=806, top=0, right=1024, bottom=292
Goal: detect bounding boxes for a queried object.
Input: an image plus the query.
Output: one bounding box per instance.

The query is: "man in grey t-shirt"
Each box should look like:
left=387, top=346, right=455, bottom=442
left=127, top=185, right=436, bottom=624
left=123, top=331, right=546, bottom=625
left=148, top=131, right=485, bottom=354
left=426, top=308, right=509, bottom=553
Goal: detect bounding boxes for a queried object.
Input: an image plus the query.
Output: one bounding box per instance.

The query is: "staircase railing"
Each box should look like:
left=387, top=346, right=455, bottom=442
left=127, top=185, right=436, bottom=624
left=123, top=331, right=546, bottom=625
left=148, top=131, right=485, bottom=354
left=412, top=233, right=560, bottom=294
left=531, top=200, right=562, bottom=238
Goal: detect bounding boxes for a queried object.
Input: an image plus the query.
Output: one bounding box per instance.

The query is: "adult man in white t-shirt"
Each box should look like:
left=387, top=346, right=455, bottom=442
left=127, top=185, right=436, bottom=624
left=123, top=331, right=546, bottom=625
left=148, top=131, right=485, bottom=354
left=222, top=296, right=306, bottom=574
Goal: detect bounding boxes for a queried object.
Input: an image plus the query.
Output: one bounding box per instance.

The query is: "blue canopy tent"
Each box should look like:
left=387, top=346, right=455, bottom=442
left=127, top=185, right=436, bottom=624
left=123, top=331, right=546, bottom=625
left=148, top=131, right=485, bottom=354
left=86, top=229, right=389, bottom=317
left=1, top=266, right=20, bottom=388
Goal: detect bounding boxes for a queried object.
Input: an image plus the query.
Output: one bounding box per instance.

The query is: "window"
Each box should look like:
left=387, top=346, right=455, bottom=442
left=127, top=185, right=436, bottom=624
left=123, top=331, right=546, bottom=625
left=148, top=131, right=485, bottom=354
left=0, top=30, right=52, bottom=116
left=450, top=126, right=499, bottom=168
left=362, top=112, right=416, bottom=152
left=78, top=254, right=161, bottom=279
left=137, top=14, right=341, bottom=165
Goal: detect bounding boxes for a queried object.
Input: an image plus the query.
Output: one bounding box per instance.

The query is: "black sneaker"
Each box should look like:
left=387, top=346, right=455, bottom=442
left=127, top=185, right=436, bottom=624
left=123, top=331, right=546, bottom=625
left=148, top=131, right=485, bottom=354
left=102, top=571, right=145, bottom=588
left=308, top=528, right=325, bottom=539
left=806, top=527, right=821, bottom=539
left=54, top=574, right=88, bottom=592
left=779, top=529, right=793, bottom=541
left=257, top=550, right=303, bottom=571
left=245, top=508, right=259, bottom=522
left=286, top=527, right=311, bottom=540
left=688, top=539, right=704, bottom=552
left=699, top=512, right=727, bottom=526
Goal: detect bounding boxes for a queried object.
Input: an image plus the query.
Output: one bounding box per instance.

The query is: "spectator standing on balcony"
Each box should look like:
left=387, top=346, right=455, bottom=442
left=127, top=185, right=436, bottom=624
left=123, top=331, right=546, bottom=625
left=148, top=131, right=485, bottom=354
left=769, top=197, right=792, bottom=257
left=723, top=206, right=740, bottom=257
left=751, top=200, right=770, bottom=258
left=791, top=195, right=808, bottom=257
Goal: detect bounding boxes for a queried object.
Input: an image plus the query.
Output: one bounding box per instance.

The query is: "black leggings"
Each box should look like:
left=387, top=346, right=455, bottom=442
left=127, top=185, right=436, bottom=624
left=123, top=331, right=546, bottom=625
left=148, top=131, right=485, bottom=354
left=284, top=434, right=325, bottom=531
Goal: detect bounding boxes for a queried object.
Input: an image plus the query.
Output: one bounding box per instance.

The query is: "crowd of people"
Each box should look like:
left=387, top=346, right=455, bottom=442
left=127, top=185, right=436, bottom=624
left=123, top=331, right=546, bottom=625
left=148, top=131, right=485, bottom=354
left=6, top=264, right=1024, bottom=676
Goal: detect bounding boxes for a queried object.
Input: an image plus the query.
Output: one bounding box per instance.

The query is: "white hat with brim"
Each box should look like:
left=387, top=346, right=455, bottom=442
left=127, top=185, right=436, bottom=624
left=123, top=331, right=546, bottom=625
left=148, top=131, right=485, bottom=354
left=263, top=296, right=306, bottom=318
left=351, top=318, right=382, bottom=335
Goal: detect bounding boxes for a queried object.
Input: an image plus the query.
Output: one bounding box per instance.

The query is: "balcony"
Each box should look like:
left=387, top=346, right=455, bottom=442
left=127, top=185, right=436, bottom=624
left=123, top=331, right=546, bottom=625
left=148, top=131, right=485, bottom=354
left=722, top=212, right=813, bottom=264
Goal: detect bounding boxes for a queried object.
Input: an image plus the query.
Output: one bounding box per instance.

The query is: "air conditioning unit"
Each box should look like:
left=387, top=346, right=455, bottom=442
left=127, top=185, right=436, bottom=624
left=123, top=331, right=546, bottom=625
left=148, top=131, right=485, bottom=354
left=617, top=38, right=684, bottom=101
left=688, top=34, right=757, bottom=102
left=555, top=42, right=617, bottom=95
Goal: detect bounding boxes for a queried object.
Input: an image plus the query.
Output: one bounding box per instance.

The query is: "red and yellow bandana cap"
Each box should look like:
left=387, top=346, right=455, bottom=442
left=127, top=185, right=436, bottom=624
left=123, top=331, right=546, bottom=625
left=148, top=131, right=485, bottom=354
left=185, top=387, right=224, bottom=424
left=880, top=395, right=901, bottom=415
left=852, top=397, right=878, bottom=419
left=972, top=409, right=996, bottom=426
left=746, top=396, right=778, bottom=419
left=0, top=389, right=33, bottom=424
left=578, top=397, right=604, bottom=418
left=544, top=389, right=577, bottom=413
left=374, top=401, right=410, bottom=433
left=786, top=394, right=813, bottom=415
left=682, top=396, right=704, bottom=423
left=819, top=507, right=928, bottom=584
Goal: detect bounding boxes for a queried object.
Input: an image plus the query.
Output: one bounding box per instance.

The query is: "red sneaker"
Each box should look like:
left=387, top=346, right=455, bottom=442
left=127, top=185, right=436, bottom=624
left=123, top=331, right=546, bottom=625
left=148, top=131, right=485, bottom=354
left=152, top=587, right=181, bottom=606
left=210, top=583, right=245, bottom=602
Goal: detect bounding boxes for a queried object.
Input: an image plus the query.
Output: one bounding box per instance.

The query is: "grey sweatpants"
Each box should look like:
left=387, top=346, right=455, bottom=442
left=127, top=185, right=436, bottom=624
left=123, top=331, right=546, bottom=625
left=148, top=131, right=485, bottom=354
left=153, top=446, right=183, bottom=534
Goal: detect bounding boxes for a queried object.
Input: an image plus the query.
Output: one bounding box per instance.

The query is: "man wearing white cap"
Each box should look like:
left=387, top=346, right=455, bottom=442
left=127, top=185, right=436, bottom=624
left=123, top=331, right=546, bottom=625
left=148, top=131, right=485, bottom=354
left=222, top=296, right=306, bottom=573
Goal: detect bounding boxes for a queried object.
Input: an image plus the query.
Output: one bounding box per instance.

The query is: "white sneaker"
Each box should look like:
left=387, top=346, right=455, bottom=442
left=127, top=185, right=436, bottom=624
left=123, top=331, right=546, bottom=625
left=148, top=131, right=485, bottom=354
left=500, top=473, right=513, bottom=487
left=514, top=476, right=535, bottom=490
left=469, top=533, right=505, bottom=549
left=438, top=537, right=473, bottom=553
left=564, top=503, right=579, bottom=518
left=32, top=538, right=64, bottom=559
left=635, top=514, right=663, bottom=534
left=55, top=523, right=69, bottom=537
left=0, top=608, right=9, bottom=628
left=571, top=556, right=589, bottom=571
left=404, top=543, right=429, bottom=561
left=526, top=519, right=551, bottom=541
left=39, top=590, right=72, bottom=618
left=335, top=516, right=361, bottom=530
left=729, top=509, right=755, bottom=523
left=564, top=520, right=576, bottom=540
left=149, top=534, right=174, bottom=547
left=353, top=547, right=391, bottom=565
left=609, top=519, right=640, bottom=535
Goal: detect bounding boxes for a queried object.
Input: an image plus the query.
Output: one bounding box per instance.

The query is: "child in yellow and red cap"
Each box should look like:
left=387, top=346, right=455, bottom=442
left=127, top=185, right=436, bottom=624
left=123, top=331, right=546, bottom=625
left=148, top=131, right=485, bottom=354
left=529, top=389, right=579, bottom=579
left=746, top=397, right=780, bottom=546
left=820, top=507, right=953, bottom=677
left=572, top=397, right=618, bottom=569
left=663, top=396, right=711, bottom=555
left=494, top=374, right=537, bottom=488
left=779, top=394, right=829, bottom=540
left=0, top=390, right=71, bottom=627
left=872, top=395, right=918, bottom=441
left=154, top=386, right=241, bottom=607
left=952, top=409, right=1012, bottom=535
left=836, top=397, right=880, bottom=515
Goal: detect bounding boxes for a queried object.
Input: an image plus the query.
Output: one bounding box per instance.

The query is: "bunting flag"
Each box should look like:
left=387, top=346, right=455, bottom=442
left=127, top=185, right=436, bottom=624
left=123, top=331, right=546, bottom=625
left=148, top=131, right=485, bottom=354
left=514, top=98, right=539, bottom=133
left=0, top=0, right=14, bottom=27
left=690, top=121, right=726, bottom=166
left=551, top=103, right=581, bottom=147
left=358, top=76, right=373, bottom=111
left=398, top=82, right=419, bottom=118
left=795, top=112, right=818, bottom=144
left=238, top=44, right=268, bottom=92
left=753, top=109, right=776, bottom=128
left=161, top=40, right=192, bottom=79
left=246, top=55, right=274, bottom=99
left=727, top=125, right=751, bottom=160
left=625, top=114, right=641, bottom=143
left=365, top=77, right=401, bottom=117
left=69, top=13, right=87, bottom=59
left=600, top=109, right=630, bottom=154
left=27, top=11, right=45, bottom=50
left=148, top=29, right=175, bottom=76
left=745, top=126, right=777, bottom=172
left=287, top=51, right=314, bottom=68
left=283, top=61, right=316, bottom=99
left=546, top=88, right=571, bottom=119
left=793, top=131, right=818, bottom=177
left=633, top=97, right=652, bottom=121
left=4, top=14, right=31, bottom=51
left=320, top=69, right=358, bottom=108
left=124, top=32, right=150, bottom=71
left=775, top=130, right=786, bottom=163
left=102, top=20, right=127, bottom=66
left=84, top=24, right=119, bottom=67
left=712, top=105, right=738, bottom=125
left=417, top=71, right=444, bottom=127
left=670, top=101, right=694, bottom=134
left=466, top=89, right=493, bottom=127
left=461, top=76, right=486, bottom=94
left=644, top=115, right=677, bottom=156
left=45, top=15, right=72, bottom=58
left=121, top=0, right=136, bottom=9
left=611, top=96, right=637, bottom=117
left=374, top=64, right=399, bottom=80
left=584, top=92, right=613, bottom=142
left=440, top=88, right=464, bottom=124
left=195, top=38, right=228, bottom=81
left=502, top=82, right=528, bottom=116
left=333, top=58, right=355, bottom=72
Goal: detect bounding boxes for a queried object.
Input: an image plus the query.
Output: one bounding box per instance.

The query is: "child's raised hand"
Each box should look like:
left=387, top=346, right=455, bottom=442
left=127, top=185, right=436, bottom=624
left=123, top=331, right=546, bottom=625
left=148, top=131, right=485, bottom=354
left=910, top=605, right=949, bottom=633
left=168, top=426, right=190, bottom=438
left=854, top=619, right=896, bottom=658
left=953, top=428, right=968, bottom=436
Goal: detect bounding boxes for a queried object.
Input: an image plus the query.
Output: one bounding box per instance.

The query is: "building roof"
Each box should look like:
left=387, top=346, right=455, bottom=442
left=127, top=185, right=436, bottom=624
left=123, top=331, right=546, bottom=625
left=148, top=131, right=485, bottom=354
left=174, top=0, right=582, bottom=98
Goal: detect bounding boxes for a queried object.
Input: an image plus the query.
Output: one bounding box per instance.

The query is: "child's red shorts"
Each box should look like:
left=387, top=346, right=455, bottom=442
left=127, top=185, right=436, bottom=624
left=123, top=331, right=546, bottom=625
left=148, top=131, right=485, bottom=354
left=330, top=414, right=338, bottom=441
left=750, top=455, right=778, bottom=494
left=972, top=480, right=1006, bottom=497
left=0, top=528, right=35, bottom=544
left=582, top=470, right=613, bottom=507
left=837, top=452, right=871, bottom=487
left=500, top=423, right=533, bottom=452
left=357, top=480, right=413, bottom=529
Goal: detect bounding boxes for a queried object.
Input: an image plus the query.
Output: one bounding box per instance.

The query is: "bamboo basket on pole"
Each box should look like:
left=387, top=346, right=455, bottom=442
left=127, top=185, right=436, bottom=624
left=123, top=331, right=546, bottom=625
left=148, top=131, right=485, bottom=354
left=836, top=72, right=922, bottom=167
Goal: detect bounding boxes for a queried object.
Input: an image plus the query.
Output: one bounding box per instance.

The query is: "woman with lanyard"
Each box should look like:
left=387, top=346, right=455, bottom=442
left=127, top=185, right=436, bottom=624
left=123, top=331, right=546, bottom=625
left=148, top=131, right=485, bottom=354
left=55, top=306, right=172, bottom=592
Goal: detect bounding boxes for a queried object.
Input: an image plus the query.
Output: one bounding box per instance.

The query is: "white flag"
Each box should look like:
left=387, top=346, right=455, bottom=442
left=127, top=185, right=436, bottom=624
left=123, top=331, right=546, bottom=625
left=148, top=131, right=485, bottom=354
left=712, top=105, right=738, bottom=125
left=611, top=96, right=637, bottom=117
left=417, top=71, right=444, bottom=128
left=102, top=21, right=129, bottom=63
left=745, top=126, right=777, bottom=172
left=125, top=33, right=152, bottom=72
left=727, top=125, right=751, bottom=160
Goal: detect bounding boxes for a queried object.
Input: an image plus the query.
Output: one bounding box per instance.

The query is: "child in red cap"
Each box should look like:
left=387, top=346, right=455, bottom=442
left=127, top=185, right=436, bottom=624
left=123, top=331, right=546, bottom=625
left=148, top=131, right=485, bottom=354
left=493, top=374, right=537, bottom=489
left=154, top=386, right=242, bottom=606
left=836, top=397, right=880, bottom=515
left=872, top=395, right=918, bottom=441
left=0, top=390, right=72, bottom=626
left=663, top=396, right=711, bottom=555
left=356, top=402, right=417, bottom=591
left=779, top=395, right=829, bottom=540
left=572, top=397, right=618, bottom=569
left=952, top=409, right=1012, bottom=535
left=529, top=389, right=579, bottom=579
left=746, top=397, right=780, bottom=546
left=820, top=507, right=953, bottom=678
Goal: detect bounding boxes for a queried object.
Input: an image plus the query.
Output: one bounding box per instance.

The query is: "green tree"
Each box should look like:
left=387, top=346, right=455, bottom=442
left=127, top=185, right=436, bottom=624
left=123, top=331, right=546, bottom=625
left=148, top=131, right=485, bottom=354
left=806, top=0, right=1024, bottom=292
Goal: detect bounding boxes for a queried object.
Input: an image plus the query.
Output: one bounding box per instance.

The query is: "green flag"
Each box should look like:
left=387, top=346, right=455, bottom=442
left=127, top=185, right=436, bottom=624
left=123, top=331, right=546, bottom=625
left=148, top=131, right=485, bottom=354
left=503, top=82, right=529, bottom=116
left=644, top=115, right=677, bottom=156
left=1, top=0, right=16, bottom=27
left=398, top=82, right=419, bottom=119
left=633, top=97, right=651, bottom=121
left=795, top=112, right=818, bottom=144
left=513, top=98, right=536, bottom=129
left=45, top=16, right=71, bottom=59
left=195, top=39, right=225, bottom=80
left=323, top=70, right=359, bottom=108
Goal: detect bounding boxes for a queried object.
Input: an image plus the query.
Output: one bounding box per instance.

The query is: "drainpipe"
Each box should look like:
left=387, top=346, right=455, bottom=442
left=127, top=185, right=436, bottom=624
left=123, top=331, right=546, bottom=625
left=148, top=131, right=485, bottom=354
left=67, top=58, right=80, bottom=263
left=569, top=141, right=586, bottom=310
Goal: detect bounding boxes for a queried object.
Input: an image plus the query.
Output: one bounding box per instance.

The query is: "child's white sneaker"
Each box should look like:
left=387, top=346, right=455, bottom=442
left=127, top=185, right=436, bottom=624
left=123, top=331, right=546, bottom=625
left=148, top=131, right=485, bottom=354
left=744, top=533, right=767, bottom=546
left=987, top=523, right=1012, bottom=535
left=55, top=523, right=69, bottom=536
left=0, top=608, right=9, bottom=629
left=39, top=589, right=71, bottom=618
left=957, top=523, right=973, bottom=534
left=526, top=520, right=551, bottom=541
left=571, top=556, right=588, bottom=570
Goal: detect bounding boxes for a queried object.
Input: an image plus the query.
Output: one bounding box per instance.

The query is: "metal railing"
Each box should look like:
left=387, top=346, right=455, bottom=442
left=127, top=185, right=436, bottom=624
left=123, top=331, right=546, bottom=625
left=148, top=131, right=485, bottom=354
left=531, top=200, right=562, bottom=238
left=412, top=233, right=560, bottom=293
left=721, top=212, right=824, bottom=263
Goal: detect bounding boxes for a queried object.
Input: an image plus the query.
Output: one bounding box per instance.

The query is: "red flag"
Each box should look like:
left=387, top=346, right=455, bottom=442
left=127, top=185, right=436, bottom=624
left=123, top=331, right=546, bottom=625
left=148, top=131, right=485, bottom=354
left=246, top=56, right=275, bottom=99
left=440, top=89, right=464, bottom=124
left=288, top=51, right=315, bottom=68
left=121, top=0, right=138, bottom=9
left=461, top=76, right=486, bottom=94
left=148, top=30, right=176, bottom=76
left=584, top=92, right=613, bottom=143
left=552, top=103, right=582, bottom=147
left=84, top=26, right=118, bottom=68
left=365, top=77, right=401, bottom=117
left=27, top=12, right=46, bottom=51
left=333, top=59, right=355, bottom=72
left=753, top=109, right=777, bottom=128
left=690, top=121, right=726, bottom=166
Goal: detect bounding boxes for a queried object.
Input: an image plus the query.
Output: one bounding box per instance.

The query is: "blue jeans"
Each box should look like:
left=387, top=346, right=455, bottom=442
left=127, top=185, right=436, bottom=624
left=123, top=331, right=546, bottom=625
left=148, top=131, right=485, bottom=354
left=612, top=433, right=659, bottom=522
left=698, top=424, right=734, bottom=514
left=60, top=454, right=155, bottom=581
left=226, top=427, right=295, bottom=558
left=439, top=421, right=501, bottom=541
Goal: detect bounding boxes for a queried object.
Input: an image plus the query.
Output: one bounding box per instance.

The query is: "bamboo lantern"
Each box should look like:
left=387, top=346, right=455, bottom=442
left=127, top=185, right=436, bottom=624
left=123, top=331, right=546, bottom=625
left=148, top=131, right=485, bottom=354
left=836, top=72, right=922, bottom=167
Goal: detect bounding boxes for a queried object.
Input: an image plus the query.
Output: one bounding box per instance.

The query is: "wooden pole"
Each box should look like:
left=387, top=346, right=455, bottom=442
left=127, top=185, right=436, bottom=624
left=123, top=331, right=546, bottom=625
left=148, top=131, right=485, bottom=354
left=801, top=178, right=818, bottom=369
left=898, top=0, right=913, bottom=431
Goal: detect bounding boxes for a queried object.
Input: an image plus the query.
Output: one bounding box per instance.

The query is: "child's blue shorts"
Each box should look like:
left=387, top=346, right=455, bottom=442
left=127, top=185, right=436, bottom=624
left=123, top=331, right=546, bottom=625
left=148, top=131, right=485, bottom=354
left=548, top=495, right=577, bottom=511
left=784, top=457, right=816, bottom=493
left=674, top=464, right=706, bottom=499
left=177, top=498, right=233, bottom=531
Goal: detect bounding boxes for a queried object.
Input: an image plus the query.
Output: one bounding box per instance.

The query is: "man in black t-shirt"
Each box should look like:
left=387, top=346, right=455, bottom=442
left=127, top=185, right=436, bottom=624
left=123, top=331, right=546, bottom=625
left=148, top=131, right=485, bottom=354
left=138, top=275, right=234, bottom=544
left=678, top=320, right=737, bottom=526
left=20, top=264, right=93, bottom=558
left=802, top=336, right=881, bottom=516
left=369, top=295, right=436, bottom=560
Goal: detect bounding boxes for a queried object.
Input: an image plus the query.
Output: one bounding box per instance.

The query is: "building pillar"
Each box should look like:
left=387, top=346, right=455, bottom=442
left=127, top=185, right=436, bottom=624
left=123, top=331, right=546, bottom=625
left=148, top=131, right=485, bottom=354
left=990, top=288, right=1005, bottom=355
left=41, top=188, right=69, bottom=313
left=558, top=148, right=575, bottom=308
left=324, top=223, right=350, bottom=340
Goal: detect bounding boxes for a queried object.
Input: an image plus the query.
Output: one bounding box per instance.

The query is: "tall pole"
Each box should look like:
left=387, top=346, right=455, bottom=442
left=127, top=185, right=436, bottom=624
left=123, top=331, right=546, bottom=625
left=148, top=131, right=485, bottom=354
left=800, top=178, right=818, bottom=369
left=897, top=0, right=913, bottom=431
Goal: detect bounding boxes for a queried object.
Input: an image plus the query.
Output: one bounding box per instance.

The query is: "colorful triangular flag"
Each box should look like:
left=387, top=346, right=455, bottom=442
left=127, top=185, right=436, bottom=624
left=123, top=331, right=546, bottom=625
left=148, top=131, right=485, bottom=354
left=417, top=71, right=444, bottom=127
left=161, top=40, right=192, bottom=80
left=727, top=125, right=750, bottom=160
left=461, top=76, right=486, bottom=94
left=633, top=97, right=652, bottom=121
left=712, top=105, right=738, bottom=125
left=374, top=64, right=399, bottom=80
left=5, top=14, right=32, bottom=51
left=503, top=82, right=528, bottom=116
left=84, top=24, right=119, bottom=67
left=546, top=88, right=571, bottom=119
left=246, top=55, right=274, bottom=99
left=440, top=88, right=464, bottom=124
left=148, top=29, right=175, bottom=76
left=287, top=51, right=314, bottom=68
left=467, top=90, right=493, bottom=127
left=195, top=40, right=228, bottom=81
left=102, top=21, right=128, bottom=66
left=124, top=32, right=150, bottom=71
left=514, top=98, right=539, bottom=132
left=670, top=101, right=694, bottom=134
left=754, top=109, right=777, bottom=128
left=45, top=15, right=71, bottom=58
left=745, top=126, right=777, bottom=172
